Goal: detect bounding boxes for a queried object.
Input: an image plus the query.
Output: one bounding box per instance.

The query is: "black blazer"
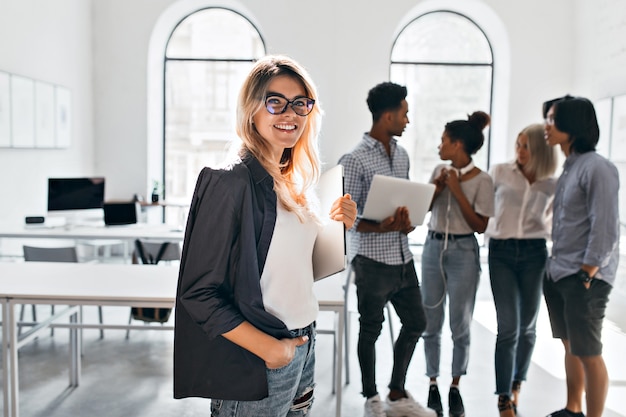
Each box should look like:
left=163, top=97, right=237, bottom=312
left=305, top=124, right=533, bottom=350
left=173, top=154, right=292, bottom=400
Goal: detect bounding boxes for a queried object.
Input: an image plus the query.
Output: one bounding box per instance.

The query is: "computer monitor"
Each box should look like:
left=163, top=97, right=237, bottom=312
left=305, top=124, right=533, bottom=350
left=47, top=177, right=105, bottom=224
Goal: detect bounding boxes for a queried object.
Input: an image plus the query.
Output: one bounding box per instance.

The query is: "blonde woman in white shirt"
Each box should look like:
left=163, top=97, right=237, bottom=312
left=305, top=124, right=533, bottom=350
left=485, top=123, right=558, bottom=417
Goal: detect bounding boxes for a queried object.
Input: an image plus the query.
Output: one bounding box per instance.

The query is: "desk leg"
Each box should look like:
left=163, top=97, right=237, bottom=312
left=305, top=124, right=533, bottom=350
left=69, top=308, right=81, bottom=387
left=2, top=300, right=11, bottom=417
left=6, top=301, right=19, bottom=417
left=335, top=307, right=344, bottom=417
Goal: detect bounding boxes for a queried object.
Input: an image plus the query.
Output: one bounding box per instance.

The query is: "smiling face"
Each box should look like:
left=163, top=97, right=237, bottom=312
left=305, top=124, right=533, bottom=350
left=252, top=74, right=309, bottom=163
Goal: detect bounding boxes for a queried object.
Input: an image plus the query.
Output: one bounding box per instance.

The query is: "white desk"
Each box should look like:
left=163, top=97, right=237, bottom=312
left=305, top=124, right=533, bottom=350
left=0, top=262, right=344, bottom=417
left=0, top=223, right=184, bottom=242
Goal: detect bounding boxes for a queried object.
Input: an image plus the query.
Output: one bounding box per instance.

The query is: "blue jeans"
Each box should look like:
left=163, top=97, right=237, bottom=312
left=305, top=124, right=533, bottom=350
left=421, top=234, right=480, bottom=378
left=488, top=238, right=547, bottom=395
left=352, top=255, right=427, bottom=398
left=210, top=329, right=316, bottom=417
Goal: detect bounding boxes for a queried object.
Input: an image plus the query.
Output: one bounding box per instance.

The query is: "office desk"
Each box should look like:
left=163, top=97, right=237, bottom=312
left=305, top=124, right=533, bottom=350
left=0, top=262, right=345, bottom=417
left=0, top=223, right=184, bottom=242
left=0, top=223, right=184, bottom=260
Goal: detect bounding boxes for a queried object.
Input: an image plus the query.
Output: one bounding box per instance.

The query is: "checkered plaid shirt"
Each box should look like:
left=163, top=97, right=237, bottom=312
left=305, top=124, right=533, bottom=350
left=338, top=133, right=413, bottom=265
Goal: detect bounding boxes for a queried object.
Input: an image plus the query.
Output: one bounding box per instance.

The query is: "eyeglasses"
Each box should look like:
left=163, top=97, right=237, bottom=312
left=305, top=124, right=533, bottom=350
left=265, top=94, right=315, bottom=116
left=545, top=116, right=555, bottom=126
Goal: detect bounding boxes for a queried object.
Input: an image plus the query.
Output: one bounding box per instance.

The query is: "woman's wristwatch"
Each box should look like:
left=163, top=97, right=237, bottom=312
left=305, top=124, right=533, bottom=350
left=576, top=268, right=592, bottom=283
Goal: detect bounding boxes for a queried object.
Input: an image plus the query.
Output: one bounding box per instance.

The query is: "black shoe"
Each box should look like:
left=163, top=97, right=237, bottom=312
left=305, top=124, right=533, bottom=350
left=448, top=387, right=465, bottom=417
left=546, top=409, right=585, bottom=417
left=427, top=385, right=443, bottom=417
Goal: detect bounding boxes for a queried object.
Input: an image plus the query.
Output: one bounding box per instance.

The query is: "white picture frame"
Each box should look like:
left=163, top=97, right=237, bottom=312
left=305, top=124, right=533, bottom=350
left=35, top=81, right=55, bottom=148
left=10, top=74, right=35, bottom=148
left=55, top=86, right=71, bottom=148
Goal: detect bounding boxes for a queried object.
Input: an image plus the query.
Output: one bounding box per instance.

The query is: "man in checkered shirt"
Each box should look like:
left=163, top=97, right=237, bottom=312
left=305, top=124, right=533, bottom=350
left=339, top=82, right=433, bottom=417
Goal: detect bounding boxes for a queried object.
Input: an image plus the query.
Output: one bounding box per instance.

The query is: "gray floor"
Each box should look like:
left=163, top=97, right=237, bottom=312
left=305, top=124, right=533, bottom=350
left=1, top=265, right=625, bottom=417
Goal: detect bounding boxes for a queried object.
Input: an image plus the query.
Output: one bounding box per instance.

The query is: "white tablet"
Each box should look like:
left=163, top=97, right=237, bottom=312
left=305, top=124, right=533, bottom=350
left=361, top=175, right=435, bottom=226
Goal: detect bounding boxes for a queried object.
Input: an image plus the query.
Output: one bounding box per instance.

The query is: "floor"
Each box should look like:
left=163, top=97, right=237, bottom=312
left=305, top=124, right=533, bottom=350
left=1, top=259, right=625, bottom=417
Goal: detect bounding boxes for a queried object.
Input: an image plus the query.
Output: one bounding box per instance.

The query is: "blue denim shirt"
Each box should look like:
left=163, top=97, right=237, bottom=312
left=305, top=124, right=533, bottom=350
left=547, top=151, right=620, bottom=285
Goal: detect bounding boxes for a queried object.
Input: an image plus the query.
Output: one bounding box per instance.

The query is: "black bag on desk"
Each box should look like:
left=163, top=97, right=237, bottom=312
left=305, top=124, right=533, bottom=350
left=131, top=239, right=173, bottom=323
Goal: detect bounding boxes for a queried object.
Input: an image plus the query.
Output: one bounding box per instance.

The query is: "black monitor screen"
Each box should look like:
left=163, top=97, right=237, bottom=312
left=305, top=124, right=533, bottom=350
left=47, top=177, right=105, bottom=211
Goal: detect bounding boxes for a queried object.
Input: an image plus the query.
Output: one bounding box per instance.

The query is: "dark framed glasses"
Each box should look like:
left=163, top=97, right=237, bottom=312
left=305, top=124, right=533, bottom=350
left=265, top=94, right=315, bottom=116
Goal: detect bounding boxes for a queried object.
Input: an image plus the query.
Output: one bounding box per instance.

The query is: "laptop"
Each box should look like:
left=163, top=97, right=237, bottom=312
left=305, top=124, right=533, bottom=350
left=103, top=202, right=140, bottom=226
left=312, top=165, right=346, bottom=281
left=361, top=175, right=435, bottom=227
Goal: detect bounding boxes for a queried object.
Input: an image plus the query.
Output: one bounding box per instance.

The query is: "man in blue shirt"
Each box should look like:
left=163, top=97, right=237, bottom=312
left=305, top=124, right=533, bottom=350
left=542, top=96, right=620, bottom=417
left=339, top=82, right=434, bottom=417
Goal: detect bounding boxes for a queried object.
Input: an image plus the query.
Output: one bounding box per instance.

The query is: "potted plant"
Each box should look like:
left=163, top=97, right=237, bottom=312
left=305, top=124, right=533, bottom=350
left=151, top=180, right=161, bottom=203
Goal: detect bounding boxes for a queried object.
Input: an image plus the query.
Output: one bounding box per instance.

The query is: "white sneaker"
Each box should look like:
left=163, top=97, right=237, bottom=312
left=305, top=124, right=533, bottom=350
left=364, top=394, right=387, bottom=417
left=386, top=391, right=437, bottom=417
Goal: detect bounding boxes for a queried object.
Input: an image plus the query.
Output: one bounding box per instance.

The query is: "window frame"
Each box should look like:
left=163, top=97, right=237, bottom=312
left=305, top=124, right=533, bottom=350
left=160, top=6, right=265, bottom=217
left=389, top=10, right=495, bottom=172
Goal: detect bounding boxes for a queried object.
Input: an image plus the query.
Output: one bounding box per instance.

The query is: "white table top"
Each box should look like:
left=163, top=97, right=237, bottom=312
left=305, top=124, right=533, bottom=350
left=0, top=262, right=178, bottom=304
left=0, top=223, right=184, bottom=242
left=0, top=261, right=345, bottom=307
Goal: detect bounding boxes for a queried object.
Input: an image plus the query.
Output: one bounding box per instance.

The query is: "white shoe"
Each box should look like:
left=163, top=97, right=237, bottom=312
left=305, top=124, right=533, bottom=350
left=386, top=391, right=437, bottom=417
left=364, top=394, right=387, bottom=417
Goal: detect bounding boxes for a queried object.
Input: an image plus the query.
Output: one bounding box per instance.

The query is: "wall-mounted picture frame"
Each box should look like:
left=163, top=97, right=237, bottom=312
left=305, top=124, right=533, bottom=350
left=0, top=71, right=10, bottom=147
left=35, top=81, right=55, bottom=148
left=10, top=74, right=35, bottom=148
left=55, top=86, right=71, bottom=148
left=0, top=70, right=72, bottom=149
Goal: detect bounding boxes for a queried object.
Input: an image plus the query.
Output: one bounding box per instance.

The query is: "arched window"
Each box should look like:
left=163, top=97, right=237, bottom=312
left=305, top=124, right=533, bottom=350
left=390, top=11, right=493, bottom=183
left=163, top=7, right=264, bottom=222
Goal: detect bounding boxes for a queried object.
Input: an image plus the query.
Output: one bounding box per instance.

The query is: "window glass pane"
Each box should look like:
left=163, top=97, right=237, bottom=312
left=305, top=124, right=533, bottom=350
left=163, top=8, right=265, bottom=225
left=391, top=64, right=491, bottom=183
left=391, top=12, right=492, bottom=64
left=166, top=8, right=264, bottom=59
left=165, top=60, right=253, bottom=207
left=390, top=11, right=493, bottom=246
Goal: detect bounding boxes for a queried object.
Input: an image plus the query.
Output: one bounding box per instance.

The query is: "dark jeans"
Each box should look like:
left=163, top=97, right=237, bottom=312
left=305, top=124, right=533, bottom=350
left=488, top=238, right=547, bottom=395
left=352, top=255, right=427, bottom=398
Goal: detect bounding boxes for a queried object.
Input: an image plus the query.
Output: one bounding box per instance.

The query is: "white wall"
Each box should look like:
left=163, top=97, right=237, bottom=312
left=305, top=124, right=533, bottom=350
left=1, top=0, right=623, bottom=226
left=93, top=0, right=577, bottom=197
left=574, top=0, right=626, bottom=100
left=0, top=0, right=94, bottom=225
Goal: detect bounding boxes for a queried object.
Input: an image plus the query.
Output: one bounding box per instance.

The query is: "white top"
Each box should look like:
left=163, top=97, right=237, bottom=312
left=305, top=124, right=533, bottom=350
left=428, top=164, right=495, bottom=234
left=260, top=204, right=320, bottom=330
left=485, top=162, right=556, bottom=240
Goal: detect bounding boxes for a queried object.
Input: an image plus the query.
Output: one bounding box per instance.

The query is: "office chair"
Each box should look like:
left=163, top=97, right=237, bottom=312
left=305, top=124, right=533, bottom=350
left=21, top=245, right=105, bottom=338
left=125, top=239, right=181, bottom=339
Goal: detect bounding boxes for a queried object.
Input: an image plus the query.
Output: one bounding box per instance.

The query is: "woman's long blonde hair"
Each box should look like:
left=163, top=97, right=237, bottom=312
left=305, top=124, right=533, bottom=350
left=236, top=55, right=322, bottom=221
left=519, top=123, right=557, bottom=181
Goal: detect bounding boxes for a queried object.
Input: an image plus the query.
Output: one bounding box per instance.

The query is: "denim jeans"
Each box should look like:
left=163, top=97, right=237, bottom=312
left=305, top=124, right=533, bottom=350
left=421, top=234, right=480, bottom=378
left=210, top=329, right=316, bottom=417
left=488, top=238, right=547, bottom=395
left=352, top=255, right=427, bottom=398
